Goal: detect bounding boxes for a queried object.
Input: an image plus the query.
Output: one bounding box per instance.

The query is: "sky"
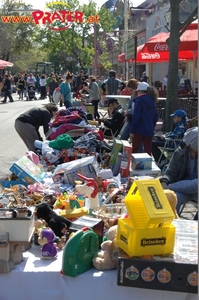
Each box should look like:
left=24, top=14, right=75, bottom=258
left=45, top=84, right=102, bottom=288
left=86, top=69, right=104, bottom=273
left=24, top=0, right=145, bottom=10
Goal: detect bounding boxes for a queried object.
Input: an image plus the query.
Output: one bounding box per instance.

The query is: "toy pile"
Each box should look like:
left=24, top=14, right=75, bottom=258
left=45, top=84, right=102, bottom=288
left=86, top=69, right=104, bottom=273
left=0, top=132, right=197, bottom=294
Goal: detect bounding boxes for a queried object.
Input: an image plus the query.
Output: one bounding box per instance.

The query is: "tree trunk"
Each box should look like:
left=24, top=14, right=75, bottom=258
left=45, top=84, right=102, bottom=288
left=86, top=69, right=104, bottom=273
left=164, top=1, right=181, bottom=132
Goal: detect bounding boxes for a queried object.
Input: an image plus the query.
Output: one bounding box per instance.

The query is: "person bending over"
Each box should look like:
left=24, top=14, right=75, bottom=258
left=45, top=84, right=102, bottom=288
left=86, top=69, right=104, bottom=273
left=15, top=103, right=58, bottom=152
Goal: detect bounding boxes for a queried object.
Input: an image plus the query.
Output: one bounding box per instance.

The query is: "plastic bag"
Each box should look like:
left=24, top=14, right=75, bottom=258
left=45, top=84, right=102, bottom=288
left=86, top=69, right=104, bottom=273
left=52, top=88, right=62, bottom=104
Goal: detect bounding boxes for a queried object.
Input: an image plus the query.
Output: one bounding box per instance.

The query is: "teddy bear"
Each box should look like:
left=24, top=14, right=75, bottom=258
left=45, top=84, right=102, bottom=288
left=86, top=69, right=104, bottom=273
left=164, top=189, right=179, bottom=219
left=92, top=225, right=119, bottom=271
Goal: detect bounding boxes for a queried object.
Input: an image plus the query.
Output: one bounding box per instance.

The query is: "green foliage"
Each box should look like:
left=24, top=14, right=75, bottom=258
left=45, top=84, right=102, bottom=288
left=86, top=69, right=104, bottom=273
left=0, top=0, right=36, bottom=59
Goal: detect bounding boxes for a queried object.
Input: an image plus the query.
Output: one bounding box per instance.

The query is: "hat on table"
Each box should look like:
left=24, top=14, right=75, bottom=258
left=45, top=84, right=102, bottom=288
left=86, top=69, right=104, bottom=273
left=49, top=134, right=74, bottom=150
left=170, top=109, right=186, bottom=118
left=136, top=82, right=149, bottom=91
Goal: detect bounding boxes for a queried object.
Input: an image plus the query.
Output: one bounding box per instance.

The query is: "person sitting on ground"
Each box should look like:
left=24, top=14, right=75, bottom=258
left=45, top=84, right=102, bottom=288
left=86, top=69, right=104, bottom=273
left=15, top=103, right=58, bottom=152
left=152, top=109, right=188, bottom=168
left=159, top=126, right=198, bottom=217
left=99, top=98, right=125, bottom=137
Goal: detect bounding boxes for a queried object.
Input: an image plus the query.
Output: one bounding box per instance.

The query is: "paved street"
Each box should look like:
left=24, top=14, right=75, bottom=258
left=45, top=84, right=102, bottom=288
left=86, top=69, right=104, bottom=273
left=0, top=92, right=49, bottom=180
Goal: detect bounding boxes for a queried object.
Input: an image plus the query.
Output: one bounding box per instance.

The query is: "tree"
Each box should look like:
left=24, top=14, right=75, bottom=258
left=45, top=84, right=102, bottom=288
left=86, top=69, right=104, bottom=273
left=33, top=0, right=116, bottom=72
left=164, top=0, right=198, bottom=132
left=0, top=0, right=36, bottom=61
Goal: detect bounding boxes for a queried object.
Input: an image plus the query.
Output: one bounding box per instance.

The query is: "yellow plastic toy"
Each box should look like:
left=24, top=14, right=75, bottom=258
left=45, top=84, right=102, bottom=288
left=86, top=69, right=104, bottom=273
left=125, top=179, right=175, bottom=228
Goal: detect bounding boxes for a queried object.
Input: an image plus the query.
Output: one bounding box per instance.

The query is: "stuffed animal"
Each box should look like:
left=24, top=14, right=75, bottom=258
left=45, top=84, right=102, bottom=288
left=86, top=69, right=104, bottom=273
left=92, top=225, right=119, bottom=270
left=36, top=202, right=71, bottom=238
left=38, top=228, right=58, bottom=259
left=164, top=189, right=179, bottom=218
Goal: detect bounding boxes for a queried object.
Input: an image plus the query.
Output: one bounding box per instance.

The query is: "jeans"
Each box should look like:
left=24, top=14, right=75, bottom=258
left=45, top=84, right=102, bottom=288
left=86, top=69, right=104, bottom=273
left=64, top=101, right=72, bottom=109
left=168, top=178, right=198, bottom=213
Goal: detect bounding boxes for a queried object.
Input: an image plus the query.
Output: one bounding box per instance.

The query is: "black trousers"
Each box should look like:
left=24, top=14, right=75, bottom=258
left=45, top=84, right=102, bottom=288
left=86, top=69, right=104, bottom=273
left=3, top=90, right=13, bottom=102
left=152, top=138, right=166, bottom=162
left=92, top=99, right=100, bottom=119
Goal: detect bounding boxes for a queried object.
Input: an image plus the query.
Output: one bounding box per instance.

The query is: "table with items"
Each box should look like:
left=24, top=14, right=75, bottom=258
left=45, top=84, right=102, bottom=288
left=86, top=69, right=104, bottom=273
left=0, top=115, right=197, bottom=300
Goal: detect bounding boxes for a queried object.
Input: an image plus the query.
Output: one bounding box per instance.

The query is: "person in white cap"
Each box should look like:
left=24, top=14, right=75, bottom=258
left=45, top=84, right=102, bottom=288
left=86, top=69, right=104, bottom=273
left=130, top=82, right=159, bottom=155
left=159, top=126, right=198, bottom=217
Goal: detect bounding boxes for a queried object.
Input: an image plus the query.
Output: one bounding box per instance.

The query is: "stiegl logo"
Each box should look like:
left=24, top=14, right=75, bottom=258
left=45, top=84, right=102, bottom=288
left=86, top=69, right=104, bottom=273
left=1, top=1, right=99, bottom=31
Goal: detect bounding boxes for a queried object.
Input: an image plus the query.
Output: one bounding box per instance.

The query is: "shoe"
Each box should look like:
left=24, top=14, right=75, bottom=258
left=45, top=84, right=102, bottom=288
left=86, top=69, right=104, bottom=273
left=1, top=101, right=6, bottom=103
left=9, top=100, right=14, bottom=102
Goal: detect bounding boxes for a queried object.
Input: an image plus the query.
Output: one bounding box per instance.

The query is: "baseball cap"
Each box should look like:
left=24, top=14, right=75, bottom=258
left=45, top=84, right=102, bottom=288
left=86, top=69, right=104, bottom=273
left=170, top=109, right=186, bottom=118
left=136, top=82, right=149, bottom=91
left=49, top=134, right=74, bottom=150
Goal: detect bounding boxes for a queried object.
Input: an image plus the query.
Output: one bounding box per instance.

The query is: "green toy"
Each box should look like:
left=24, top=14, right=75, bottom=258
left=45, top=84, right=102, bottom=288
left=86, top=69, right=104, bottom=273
left=61, top=227, right=99, bottom=277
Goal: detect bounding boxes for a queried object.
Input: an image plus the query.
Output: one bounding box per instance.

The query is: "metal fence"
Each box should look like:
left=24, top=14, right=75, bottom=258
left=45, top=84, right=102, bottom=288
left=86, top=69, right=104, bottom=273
left=171, top=96, right=198, bottom=119
left=157, top=96, right=198, bottom=120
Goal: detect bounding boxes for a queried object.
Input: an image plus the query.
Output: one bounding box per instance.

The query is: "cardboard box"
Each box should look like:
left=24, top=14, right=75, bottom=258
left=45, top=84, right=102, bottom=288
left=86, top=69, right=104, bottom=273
left=109, top=139, right=123, bottom=169
left=0, top=208, right=35, bottom=242
left=120, top=140, right=132, bottom=177
left=10, top=156, right=45, bottom=185
left=131, top=153, right=152, bottom=170
left=52, top=156, right=97, bottom=187
left=130, top=161, right=161, bottom=178
left=117, top=219, right=198, bottom=294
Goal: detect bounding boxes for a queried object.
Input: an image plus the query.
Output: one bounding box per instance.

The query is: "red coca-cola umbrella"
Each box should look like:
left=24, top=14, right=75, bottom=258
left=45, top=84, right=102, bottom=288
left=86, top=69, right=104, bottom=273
left=117, top=23, right=198, bottom=63
left=0, top=59, right=13, bottom=69
left=117, top=46, right=197, bottom=63
left=145, top=23, right=198, bottom=52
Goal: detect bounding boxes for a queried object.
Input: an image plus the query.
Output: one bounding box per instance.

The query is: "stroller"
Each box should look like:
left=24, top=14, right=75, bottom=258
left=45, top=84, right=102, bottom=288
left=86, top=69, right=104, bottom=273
left=27, top=85, right=37, bottom=101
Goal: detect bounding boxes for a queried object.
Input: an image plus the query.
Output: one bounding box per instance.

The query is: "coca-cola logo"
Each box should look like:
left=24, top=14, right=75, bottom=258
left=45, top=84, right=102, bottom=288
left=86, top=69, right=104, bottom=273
left=154, top=43, right=169, bottom=51
left=141, top=52, right=161, bottom=60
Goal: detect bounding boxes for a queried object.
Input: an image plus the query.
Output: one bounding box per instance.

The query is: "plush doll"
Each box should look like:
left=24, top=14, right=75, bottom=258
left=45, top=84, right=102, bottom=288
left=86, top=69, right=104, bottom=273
left=36, top=202, right=71, bottom=238
left=92, top=225, right=119, bottom=271
left=38, top=228, right=58, bottom=259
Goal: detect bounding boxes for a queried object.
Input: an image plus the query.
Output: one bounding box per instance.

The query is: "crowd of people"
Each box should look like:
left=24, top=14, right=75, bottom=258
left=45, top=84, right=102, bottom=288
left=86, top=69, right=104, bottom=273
left=1, top=68, right=197, bottom=219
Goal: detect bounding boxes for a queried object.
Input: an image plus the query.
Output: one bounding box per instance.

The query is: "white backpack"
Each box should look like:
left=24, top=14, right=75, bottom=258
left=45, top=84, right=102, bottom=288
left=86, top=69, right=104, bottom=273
left=52, top=88, right=62, bottom=104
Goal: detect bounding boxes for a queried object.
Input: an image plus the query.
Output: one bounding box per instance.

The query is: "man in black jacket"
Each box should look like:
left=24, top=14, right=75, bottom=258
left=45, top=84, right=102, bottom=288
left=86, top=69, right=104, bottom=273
left=1, top=74, right=14, bottom=103
left=99, top=98, right=125, bottom=137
